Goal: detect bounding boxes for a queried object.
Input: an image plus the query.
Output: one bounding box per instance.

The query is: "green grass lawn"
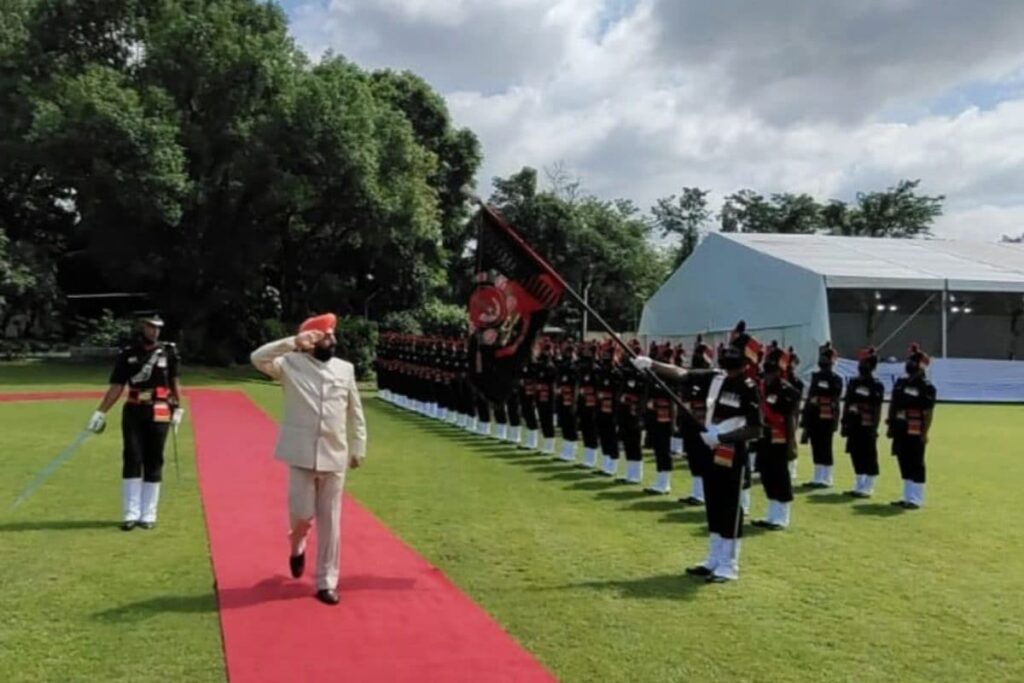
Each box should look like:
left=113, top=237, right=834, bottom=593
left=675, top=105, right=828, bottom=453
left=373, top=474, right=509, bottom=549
left=3, top=362, right=1024, bottom=682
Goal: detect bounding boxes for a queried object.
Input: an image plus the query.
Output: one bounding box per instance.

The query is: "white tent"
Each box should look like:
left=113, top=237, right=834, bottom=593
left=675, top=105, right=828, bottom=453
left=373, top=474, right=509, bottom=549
left=639, top=233, right=1024, bottom=397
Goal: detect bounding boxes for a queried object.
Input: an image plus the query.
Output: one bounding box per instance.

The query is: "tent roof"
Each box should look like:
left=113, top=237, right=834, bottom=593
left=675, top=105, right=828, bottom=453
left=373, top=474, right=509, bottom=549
left=720, top=233, right=1024, bottom=292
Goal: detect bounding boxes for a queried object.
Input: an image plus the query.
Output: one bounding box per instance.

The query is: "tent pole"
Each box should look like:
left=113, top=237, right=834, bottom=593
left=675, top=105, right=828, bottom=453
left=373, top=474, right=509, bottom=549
left=941, top=280, right=948, bottom=358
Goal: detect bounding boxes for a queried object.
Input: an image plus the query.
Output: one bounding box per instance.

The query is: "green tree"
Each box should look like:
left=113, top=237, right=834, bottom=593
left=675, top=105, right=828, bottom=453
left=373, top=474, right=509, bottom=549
left=651, top=187, right=711, bottom=268
left=832, top=179, right=944, bottom=237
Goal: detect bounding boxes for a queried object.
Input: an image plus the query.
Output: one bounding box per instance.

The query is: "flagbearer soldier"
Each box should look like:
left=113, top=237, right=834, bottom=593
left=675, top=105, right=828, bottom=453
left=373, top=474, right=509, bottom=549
left=842, top=346, right=885, bottom=497
left=616, top=339, right=647, bottom=484
left=576, top=342, right=601, bottom=469
left=678, top=336, right=714, bottom=506
left=753, top=343, right=800, bottom=530
left=596, top=342, right=621, bottom=477
left=534, top=340, right=558, bottom=454
left=644, top=344, right=677, bottom=494
left=887, top=344, right=937, bottom=509
left=800, top=342, right=843, bottom=488
left=632, top=321, right=764, bottom=583
left=555, top=341, right=580, bottom=462
left=86, top=314, right=184, bottom=531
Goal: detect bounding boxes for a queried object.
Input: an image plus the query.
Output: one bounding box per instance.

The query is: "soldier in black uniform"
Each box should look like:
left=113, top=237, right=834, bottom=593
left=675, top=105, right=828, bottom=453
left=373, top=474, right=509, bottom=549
left=644, top=344, right=677, bottom=494
left=753, top=343, right=801, bottom=530
left=616, top=340, right=647, bottom=484
left=87, top=314, right=182, bottom=531
left=575, top=342, right=601, bottom=469
left=534, top=340, right=558, bottom=454
left=800, top=342, right=843, bottom=488
left=595, top=342, right=621, bottom=477
left=785, top=348, right=804, bottom=482
left=633, top=322, right=763, bottom=582
left=678, top=336, right=714, bottom=506
left=887, top=343, right=937, bottom=509
left=670, top=344, right=686, bottom=457
left=519, top=344, right=541, bottom=449
left=841, top=346, right=885, bottom=497
left=555, top=341, right=579, bottom=462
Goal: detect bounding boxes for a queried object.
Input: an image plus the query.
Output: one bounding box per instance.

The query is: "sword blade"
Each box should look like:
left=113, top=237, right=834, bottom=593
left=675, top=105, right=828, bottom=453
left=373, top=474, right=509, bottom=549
left=9, top=430, right=92, bottom=511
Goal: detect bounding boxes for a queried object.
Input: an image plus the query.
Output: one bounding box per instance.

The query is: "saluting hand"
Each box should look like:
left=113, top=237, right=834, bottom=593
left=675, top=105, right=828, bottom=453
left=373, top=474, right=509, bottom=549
left=295, top=329, right=325, bottom=351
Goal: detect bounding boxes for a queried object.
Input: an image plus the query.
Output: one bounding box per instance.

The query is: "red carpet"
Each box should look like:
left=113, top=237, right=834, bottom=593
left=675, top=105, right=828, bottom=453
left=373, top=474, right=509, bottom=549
left=190, top=389, right=555, bottom=683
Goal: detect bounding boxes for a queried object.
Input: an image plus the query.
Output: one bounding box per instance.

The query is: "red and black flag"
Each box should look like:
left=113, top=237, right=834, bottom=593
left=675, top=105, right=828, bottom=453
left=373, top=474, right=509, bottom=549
left=468, top=204, right=565, bottom=403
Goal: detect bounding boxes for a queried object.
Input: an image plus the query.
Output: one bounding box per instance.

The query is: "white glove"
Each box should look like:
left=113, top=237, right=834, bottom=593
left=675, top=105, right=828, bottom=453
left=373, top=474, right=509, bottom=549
left=701, top=425, right=720, bottom=449
left=631, top=355, right=653, bottom=372
left=171, top=408, right=186, bottom=432
left=86, top=410, right=106, bottom=434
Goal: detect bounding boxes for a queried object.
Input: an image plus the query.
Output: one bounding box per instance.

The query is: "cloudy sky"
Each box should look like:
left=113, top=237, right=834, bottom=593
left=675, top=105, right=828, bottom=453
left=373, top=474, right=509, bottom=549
left=282, top=0, right=1024, bottom=241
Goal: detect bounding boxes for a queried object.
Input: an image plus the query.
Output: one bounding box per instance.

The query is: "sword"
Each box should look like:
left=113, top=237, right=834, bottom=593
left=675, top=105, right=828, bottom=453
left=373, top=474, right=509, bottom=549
left=171, top=424, right=181, bottom=482
left=10, top=430, right=93, bottom=511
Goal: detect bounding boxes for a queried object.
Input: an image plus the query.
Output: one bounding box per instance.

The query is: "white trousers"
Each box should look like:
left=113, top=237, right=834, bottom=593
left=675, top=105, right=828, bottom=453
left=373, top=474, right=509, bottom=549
left=288, top=466, right=345, bottom=590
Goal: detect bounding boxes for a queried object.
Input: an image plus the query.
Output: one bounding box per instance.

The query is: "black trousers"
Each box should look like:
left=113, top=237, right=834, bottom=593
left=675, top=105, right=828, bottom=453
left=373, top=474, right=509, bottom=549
left=493, top=401, right=508, bottom=426
left=809, top=427, right=835, bottom=466
left=647, top=420, right=674, bottom=472
left=122, top=405, right=169, bottom=483
left=506, top=392, right=521, bottom=427
left=520, top=393, right=539, bottom=430
left=597, top=411, right=618, bottom=457
left=683, top=436, right=710, bottom=478
left=537, top=399, right=556, bottom=438
left=557, top=403, right=578, bottom=441
left=757, top=442, right=793, bottom=502
left=578, top=407, right=599, bottom=449
left=475, top=397, right=491, bottom=423
left=706, top=457, right=746, bottom=540
left=846, top=431, right=880, bottom=476
left=894, top=437, right=926, bottom=483
left=617, top=416, right=643, bottom=462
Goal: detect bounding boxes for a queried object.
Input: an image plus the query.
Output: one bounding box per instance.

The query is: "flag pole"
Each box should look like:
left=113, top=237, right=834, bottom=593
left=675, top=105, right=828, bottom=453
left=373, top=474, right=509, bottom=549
left=475, top=200, right=702, bottom=429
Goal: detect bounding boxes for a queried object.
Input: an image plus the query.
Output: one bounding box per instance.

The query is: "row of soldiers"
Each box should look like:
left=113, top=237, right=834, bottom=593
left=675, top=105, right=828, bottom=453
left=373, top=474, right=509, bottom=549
left=375, top=330, right=935, bottom=508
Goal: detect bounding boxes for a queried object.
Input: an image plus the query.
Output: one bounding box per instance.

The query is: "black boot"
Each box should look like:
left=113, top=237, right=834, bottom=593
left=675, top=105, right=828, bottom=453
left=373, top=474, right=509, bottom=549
left=315, top=589, right=340, bottom=605
left=289, top=552, right=305, bottom=579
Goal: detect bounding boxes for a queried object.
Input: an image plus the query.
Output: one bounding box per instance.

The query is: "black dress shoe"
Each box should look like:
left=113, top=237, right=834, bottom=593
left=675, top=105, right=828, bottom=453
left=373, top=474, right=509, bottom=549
left=751, top=519, right=771, bottom=528
left=903, top=502, right=921, bottom=510
left=289, top=552, right=305, bottom=579
left=315, top=589, right=340, bottom=605
left=120, top=521, right=137, bottom=532
left=890, top=500, right=908, bottom=508
left=678, top=496, right=704, bottom=506
left=137, top=521, right=155, bottom=530
left=685, top=565, right=713, bottom=577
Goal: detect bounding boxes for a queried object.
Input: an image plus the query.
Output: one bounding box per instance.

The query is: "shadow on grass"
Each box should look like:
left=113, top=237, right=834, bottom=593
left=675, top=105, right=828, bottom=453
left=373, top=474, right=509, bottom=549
left=627, top=498, right=680, bottom=512
left=539, top=471, right=595, bottom=482
left=592, top=487, right=644, bottom=499
left=0, top=519, right=118, bottom=532
left=659, top=508, right=707, bottom=525
left=562, top=573, right=708, bottom=601
left=567, top=480, right=631, bottom=493
left=94, top=574, right=418, bottom=622
left=851, top=502, right=908, bottom=517
left=805, top=492, right=854, bottom=505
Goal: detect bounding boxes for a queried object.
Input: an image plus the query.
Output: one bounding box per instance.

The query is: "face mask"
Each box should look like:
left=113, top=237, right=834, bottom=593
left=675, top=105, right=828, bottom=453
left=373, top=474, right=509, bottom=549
left=819, top=360, right=832, bottom=370
left=313, top=344, right=336, bottom=362
left=905, top=361, right=918, bottom=375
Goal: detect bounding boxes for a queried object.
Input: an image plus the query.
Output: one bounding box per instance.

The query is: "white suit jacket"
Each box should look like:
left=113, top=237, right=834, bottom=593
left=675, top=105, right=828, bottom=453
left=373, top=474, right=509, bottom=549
left=251, top=337, right=367, bottom=472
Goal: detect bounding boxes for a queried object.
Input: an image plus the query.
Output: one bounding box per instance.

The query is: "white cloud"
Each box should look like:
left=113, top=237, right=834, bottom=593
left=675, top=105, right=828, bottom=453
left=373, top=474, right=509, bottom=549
left=287, top=0, right=1024, bottom=242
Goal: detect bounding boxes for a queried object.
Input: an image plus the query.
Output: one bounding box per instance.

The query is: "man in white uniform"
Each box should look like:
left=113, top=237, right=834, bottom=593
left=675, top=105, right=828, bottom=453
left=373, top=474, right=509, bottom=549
left=251, top=313, right=368, bottom=605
